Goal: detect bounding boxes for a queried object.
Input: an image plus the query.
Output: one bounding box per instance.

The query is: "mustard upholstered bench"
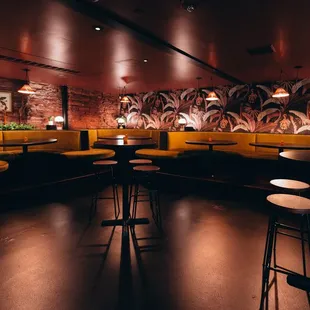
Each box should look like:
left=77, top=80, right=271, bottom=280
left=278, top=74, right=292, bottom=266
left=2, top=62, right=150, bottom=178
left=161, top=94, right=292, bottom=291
left=62, top=149, right=115, bottom=161
left=0, top=160, right=9, bottom=172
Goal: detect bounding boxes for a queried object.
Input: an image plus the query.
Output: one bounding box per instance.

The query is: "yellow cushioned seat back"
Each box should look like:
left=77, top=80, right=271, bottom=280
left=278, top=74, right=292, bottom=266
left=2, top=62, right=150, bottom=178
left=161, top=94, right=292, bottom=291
left=96, top=129, right=153, bottom=138
left=2, top=130, right=80, bottom=152
left=88, top=129, right=98, bottom=148
left=167, top=132, right=256, bottom=153
left=0, top=132, right=3, bottom=151
left=255, top=133, right=310, bottom=153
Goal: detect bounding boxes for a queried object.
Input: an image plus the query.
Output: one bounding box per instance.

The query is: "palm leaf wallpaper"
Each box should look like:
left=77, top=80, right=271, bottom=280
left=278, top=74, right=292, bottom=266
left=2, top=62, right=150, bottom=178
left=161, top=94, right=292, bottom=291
left=120, top=79, right=310, bottom=134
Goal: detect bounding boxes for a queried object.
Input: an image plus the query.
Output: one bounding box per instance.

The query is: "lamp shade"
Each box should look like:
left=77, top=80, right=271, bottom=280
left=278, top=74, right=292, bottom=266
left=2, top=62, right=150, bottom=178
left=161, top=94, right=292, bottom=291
left=206, top=91, right=219, bottom=101
left=117, top=117, right=126, bottom=124
left=120, top=96, right=130, bottom=103
left=178, top=118, right=187, bottom=125
left=272, top=87, right=289, bottom=98
left=18, top=84, right=36, bottom=94
left=54, top=116, right=64, bottom=122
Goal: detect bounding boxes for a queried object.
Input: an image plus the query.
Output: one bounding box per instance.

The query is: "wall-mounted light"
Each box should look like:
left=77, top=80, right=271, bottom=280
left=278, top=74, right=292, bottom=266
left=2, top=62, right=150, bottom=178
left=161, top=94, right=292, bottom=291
left=18, top=69, right=36, bottom=95
left=178, top=118, right=187, bottom=131
left=116, top=116, right=126, bottom=129
left=55, top=115, right=64, bottom=130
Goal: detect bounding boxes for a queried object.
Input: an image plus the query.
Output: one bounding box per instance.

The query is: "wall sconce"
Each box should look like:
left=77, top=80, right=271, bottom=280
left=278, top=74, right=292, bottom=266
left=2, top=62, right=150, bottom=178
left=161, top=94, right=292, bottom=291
left=116, top=116, right=126, bottom=129
left=54, top=115, right=64, bottom=130
left=178, top=118, right=187, bottom=131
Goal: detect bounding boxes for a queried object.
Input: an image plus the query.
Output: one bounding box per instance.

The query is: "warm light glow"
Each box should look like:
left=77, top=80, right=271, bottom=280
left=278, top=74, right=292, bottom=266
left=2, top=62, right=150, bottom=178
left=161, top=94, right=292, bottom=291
left=18, top=84, right=36, bottom=94
left=94, top=26, right=101, bottom=31
left=54, top=116, right=64, bottom=123
left=120, top=96, right=130, bottom=103
left=206, top=91, right=219, bottom=101
left=117, top=118, right=126, bottom=124
left=143, top=59, right=148, bottom=63
left=272, top=87, right=289, bottom=98
left=178, top=118, right=187, bottom=125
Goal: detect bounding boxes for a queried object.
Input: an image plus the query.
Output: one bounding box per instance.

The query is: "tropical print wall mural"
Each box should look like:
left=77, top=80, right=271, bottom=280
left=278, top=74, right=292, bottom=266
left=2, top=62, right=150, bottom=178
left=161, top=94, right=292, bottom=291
left=120, top=79, right=310, bottom=134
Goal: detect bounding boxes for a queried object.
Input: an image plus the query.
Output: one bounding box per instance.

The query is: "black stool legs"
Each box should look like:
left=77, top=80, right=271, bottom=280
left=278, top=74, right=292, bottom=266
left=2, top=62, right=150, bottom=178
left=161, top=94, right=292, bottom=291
left=89, top=165, right=120, bottom=222
left=259, top=215, right=310, bottom=309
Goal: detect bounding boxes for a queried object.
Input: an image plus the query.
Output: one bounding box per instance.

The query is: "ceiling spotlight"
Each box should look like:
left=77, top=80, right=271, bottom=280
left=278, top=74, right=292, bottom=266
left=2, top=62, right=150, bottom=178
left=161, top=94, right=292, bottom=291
left=93, top=25, right=103, bottom=31
left=180, top=1, right=196, bottom=12
left=143, top=59, right=148, bottom=63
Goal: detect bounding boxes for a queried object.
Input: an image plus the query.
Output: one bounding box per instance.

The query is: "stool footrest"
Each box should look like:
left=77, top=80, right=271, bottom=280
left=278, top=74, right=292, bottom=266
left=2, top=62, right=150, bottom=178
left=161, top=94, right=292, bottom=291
left=101, top=218, right=150, bottom=227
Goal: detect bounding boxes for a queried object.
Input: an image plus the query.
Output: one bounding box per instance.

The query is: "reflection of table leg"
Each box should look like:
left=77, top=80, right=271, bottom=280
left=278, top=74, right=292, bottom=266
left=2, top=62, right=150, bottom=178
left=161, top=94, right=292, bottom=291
left=22, top=145, right=28, bottom=154
left=209, top=145, right=213, bottom=151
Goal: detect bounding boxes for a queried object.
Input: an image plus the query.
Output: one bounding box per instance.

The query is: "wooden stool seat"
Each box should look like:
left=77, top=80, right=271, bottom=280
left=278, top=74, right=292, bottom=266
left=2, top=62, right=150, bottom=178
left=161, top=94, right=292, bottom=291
left=93, top=160, right=118, bottom=166
left=267, top=194, right=310, bottom=214
left=133, top=165, right=160, bottom=172
left=129, top=159, right=152, bottom=164
left=270, top=179, right=310, bottom=191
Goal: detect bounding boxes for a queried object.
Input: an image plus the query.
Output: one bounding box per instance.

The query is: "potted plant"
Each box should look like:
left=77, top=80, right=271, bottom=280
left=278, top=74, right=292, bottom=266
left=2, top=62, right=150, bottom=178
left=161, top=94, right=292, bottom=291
left=48, top=116, right=54, bottom=125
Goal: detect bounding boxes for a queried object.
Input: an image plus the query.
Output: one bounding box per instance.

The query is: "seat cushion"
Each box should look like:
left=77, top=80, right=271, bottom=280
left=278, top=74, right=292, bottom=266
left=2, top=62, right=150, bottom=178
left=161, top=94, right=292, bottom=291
left=0, top=160, right=9, bottom=172
left=135, top=149, right=184, bottom=159
left=0, top=150, right=23, bottom=161
left=62, top=149, right=115, bottom=160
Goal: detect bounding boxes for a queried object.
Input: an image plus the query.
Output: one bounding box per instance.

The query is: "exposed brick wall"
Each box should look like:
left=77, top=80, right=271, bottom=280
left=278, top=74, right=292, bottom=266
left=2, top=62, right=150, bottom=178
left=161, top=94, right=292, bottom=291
left=68, top=87, right=119, bottom=129
left=0, top=77, right=62, bottom=129
left=0, top=77, right=120, bottom=130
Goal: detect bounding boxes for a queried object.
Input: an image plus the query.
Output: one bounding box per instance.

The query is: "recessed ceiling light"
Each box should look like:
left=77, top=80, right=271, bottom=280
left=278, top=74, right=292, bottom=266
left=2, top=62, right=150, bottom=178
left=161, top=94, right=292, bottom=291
left=93, top=25, right=103, bottom=31
left=143, top=59, right=148, bottom=63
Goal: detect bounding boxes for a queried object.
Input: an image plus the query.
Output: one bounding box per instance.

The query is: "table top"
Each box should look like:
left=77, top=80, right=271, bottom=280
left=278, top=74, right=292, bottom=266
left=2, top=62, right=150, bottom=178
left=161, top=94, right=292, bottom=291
left=270, top=179, right=310, bottom=190
left=267, top=194, right=310, bottom=214
left=0, top=138, right=57, bottom=147
left=94, top=139, right=156, bottom=149
left=280, top=150, right=310, bottom=162
left=249, top=142, right=310, bottom=150
left=98, top=135, right=151, bottom=140
left=186, top=140, right=237, bottom=146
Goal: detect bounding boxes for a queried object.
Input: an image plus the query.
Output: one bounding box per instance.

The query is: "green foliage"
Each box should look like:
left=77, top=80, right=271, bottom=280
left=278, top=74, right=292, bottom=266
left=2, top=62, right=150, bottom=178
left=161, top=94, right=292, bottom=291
left=0, top=122, right=35, bottom=130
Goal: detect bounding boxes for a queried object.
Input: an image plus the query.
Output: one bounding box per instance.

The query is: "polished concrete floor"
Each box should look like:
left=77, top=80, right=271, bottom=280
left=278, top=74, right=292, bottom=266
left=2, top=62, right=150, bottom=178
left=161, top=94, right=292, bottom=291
left=0, top=185, right=309, bottom=310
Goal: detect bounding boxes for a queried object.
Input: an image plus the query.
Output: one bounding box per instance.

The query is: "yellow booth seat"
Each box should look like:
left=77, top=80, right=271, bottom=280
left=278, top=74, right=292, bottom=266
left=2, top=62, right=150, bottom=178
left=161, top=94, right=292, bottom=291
left=1, top=130, right=81, bottom=153
left=136, top=149, right=184, bottom=159
left=0, top=160, right=9, bottom=172
left=62, top=148, right=115, bottom=160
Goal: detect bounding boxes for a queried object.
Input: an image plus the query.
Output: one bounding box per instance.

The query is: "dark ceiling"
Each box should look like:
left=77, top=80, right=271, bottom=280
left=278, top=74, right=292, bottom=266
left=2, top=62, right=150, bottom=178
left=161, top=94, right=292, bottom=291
left=0, top=0, right=308, bottom=93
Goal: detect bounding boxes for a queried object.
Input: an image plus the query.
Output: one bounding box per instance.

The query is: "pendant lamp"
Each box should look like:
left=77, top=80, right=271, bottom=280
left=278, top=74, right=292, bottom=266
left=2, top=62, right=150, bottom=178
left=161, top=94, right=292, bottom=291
left=272, top=69, right=289, bottom=98
left=206, top=76, right=219, bottom=101
left=18, top=69, right=36, bottom=95
left=120, top=86, right=130, bottom=103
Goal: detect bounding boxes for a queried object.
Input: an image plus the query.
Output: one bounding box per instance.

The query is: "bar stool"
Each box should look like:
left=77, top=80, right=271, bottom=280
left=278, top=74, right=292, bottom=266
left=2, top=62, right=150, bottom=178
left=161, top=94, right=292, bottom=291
left=270, top=179, right=310, bottom=193
left=128, top=159, right=152, bottom=207
left=131, top=165, right=163, bottom=232
left=259, top=193, right=310, bottom=309
left=89, top=160, right=120, bottom=222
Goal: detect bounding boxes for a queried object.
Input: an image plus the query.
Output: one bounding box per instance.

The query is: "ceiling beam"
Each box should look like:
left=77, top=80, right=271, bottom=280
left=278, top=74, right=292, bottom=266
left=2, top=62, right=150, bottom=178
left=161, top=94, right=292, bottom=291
left=58, top=0, right=244, bottom=85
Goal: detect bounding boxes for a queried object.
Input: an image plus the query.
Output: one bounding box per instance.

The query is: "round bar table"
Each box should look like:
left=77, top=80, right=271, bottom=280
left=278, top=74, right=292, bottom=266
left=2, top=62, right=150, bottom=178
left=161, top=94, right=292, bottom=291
left=93, top=139, right=157, bottom=235
left=280, top=150, right=310, bottom=162
left=249, top=142, right=310, bottom=154
left=98, top=135, right=151, bottom=140
left=186, top=140, right=237, bottom=151
left=0, top=138, right=57, bottom=154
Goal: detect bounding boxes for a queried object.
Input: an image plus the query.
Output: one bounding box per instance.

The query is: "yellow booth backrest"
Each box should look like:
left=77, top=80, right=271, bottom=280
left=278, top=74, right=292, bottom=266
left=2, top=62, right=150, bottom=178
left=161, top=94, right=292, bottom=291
left=166, top=132, right=256, bottom=153
left=2, top=130, right=81, bottom=152
left=255, top=133, right=310, bottom=153
left=87, top=129, right=162, bottom=148
left=0, top=132, right=4, bottom=151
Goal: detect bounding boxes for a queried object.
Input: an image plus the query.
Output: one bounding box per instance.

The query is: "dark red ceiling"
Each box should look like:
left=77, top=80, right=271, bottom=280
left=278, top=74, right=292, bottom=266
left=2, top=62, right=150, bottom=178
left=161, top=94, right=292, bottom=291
left=0, top=0, right=308, bottom=93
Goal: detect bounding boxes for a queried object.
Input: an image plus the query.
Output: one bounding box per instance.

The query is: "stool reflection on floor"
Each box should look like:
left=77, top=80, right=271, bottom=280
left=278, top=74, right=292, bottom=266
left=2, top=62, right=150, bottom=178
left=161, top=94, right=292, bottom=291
left=89, top=160, right=120, bottom=222
left=131, top=165, right=163, bottom=233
